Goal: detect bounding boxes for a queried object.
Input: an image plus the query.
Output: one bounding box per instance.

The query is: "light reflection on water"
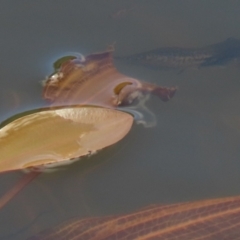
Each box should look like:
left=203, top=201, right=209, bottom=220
left=0, top=0, right=240, bottom=239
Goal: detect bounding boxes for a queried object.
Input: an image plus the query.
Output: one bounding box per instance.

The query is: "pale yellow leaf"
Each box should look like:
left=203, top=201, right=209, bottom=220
left=0, top=106, right=133, bottom=172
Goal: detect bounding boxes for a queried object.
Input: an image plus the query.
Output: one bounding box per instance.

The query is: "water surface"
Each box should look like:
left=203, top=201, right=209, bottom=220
left=0, top=1, right=240, bottom=239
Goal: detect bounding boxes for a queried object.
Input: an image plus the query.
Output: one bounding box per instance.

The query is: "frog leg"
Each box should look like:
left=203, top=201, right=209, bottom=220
left=140, top=82, right=177, bottom=102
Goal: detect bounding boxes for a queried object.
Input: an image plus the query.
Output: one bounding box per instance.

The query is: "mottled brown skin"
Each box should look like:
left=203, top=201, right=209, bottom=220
left=29, top=195, right=240, bottom=239
left=42, top=50, right=176, bottom=108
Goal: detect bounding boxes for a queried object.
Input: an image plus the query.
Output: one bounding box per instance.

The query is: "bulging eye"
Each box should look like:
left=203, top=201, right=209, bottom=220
left=114, top=82, right=133, bottom=95
left=53, top=56, right=77, bottom=71
left=53, top=53, right=86, bottom=71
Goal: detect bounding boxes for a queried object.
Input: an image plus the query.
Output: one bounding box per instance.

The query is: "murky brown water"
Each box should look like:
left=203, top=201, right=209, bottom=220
left=0, top=1, right=240, bottom=239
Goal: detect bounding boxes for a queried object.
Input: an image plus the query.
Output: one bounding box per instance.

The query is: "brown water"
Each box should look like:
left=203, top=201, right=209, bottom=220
left=0, top=1, right=240, bottom=239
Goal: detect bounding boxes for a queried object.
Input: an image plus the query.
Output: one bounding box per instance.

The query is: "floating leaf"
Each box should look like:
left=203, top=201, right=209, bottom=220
left=43, top=49, right=176, bottom=107
left=29, top=195, right=240, bottom=239
left=0, top=106, right=133, bottom=173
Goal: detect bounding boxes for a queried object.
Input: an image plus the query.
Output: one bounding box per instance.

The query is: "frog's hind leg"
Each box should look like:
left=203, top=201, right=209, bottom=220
left=151, top=86, right=177, bottom=101
left=141, top=83, right=177, bottom=102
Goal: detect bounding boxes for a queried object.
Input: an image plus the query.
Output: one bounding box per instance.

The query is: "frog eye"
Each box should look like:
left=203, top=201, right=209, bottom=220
left=114, top=82, right=133, bottom=95
left=53, top=56, right=77, bottom=71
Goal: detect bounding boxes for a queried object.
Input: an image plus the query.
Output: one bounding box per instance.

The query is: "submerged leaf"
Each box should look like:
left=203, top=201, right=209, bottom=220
left=29, top=195, right=240, bottom=239
left=0, top=106, right=133, bottom=172
left=43, top=49, right=176, bottom=108
left=114, top=38, right=240, bottom=70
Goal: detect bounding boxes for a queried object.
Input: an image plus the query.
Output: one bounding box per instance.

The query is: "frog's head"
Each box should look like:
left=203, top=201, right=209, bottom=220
left=42, top=53, right=86, bottom=87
